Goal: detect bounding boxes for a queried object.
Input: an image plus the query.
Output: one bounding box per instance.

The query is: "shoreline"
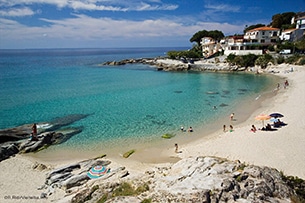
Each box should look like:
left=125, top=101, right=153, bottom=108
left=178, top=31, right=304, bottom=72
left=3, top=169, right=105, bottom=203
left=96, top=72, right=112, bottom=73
left=0, top=62, right=304, bottom=202
left=171, top=63, right=305, bottom=179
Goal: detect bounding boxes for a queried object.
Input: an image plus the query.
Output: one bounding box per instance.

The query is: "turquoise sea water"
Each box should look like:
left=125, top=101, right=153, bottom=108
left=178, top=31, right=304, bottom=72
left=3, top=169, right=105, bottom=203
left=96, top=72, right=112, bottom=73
left=0, top=48, right=274, bottom=152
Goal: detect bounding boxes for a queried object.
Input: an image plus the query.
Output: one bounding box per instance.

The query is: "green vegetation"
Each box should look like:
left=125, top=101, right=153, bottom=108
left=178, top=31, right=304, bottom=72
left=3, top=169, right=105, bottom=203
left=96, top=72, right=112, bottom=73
left=123, top=149, right=135, bottom=158
left=96, top=182, right=150, bottom=203
left=167, top=50, right=201, bottom=59
left=190, top=30, right=224, bottom=45
left=226, top=54, right=259, bottom=68
left=112, top=182, right=150, bottom=197
left=255, top=54, right=274, bottom=69
left=281, top=173, right=305, bottom=203
left=97, top=194, right=108, bottom=203
left=226, top=53, right=305, bottom=68
left=285, top=54, right=305, bottom=65
left=141, top=198, right=152, bottom=203
left=271, top=12, right=296, bottom=29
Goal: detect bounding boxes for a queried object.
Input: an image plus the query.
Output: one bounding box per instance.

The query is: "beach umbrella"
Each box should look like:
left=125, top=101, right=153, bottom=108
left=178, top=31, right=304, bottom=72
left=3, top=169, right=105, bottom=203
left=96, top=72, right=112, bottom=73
left=87, top=165, right=110, bottom=179
left=269, top=113, right=284, bottom=118
left=255, top=114, right=271, bottom=127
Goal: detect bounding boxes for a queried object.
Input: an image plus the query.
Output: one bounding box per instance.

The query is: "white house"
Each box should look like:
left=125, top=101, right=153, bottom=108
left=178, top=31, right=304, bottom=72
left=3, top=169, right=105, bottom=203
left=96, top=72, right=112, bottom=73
left=280, top=28, right=304, bottom=41
left=294, top=15, right=305, bottom=30
left=223, top=35, right=263, bottom=56
left=200, top=37, right=222, bottom=58
left=243, top=26, right=280, bottom=44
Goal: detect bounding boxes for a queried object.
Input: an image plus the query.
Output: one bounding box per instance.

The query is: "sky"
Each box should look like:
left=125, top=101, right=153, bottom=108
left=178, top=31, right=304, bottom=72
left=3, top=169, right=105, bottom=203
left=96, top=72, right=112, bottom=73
left=0, top=0, right=305, bottom=49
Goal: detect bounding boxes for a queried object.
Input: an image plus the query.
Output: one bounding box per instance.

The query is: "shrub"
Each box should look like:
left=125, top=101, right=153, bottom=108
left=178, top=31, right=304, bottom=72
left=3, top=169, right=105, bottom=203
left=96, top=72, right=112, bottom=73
left=255, top=54, right=273, bottom=69
left=167, top=50, right=201, bottom=59
left=112, top=182, right=150, bottom=197
left=226, top=53, right=236, bottom=65
left=281, top=173, right=305, bottom=202
left=276, top=56, right=285, bottom=64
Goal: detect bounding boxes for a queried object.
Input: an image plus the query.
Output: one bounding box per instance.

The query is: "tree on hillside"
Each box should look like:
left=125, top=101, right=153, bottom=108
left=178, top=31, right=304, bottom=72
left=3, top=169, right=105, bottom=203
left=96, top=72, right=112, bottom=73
left=271, top=12, right=295, bottom=29
left=190, top=30, right=224, bottom=45
left=190, top=30, right=208, bottom=45
left=208, top=30, right=225, bottom=41
left=271, top=14, right=283, bottom=28
left=243, top=24, right=265, bottom=33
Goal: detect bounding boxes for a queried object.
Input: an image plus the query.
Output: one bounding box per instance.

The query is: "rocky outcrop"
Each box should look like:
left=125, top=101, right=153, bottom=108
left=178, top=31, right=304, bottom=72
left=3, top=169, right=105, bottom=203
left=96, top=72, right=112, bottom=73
left=0, top=114, right=89, bottom=161
left=100, top=58, right=249, bottom=72
left=37, top=156, right=129, bottom=201
left=62, top=156, right=299, bottom=203
left=146, top=156, right=293, bottom=202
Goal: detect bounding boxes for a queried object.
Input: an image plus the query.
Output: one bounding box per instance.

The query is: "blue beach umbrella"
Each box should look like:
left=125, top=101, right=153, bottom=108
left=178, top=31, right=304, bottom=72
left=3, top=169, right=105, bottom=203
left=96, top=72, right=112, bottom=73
left=87, top=165, right=110, bottom=179
left=269, top=113, right=284, bottom=118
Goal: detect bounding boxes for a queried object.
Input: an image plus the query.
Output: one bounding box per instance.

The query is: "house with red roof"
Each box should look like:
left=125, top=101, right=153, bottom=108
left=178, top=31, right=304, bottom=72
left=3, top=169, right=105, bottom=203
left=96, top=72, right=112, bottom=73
left=223, top=26, right=280, bottom=56
left=243, top=26, right=280, bottom=44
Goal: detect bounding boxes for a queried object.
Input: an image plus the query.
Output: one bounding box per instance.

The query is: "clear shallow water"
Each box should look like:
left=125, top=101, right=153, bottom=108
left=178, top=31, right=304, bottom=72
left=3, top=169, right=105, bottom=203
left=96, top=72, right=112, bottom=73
left=0, top=48, right=274, bottom=151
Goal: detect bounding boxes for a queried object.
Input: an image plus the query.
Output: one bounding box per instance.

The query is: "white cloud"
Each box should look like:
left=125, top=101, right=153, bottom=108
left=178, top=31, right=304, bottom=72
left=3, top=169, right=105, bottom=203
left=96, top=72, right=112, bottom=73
left=0, top=14, right=244, bottom=45
left=0, top=0, right=178, bottom=12
left=204, top=3, right=240, bottom=13
left=0, top=7, right=35, bottom=17
left=135, top=2, right=178, bottom=11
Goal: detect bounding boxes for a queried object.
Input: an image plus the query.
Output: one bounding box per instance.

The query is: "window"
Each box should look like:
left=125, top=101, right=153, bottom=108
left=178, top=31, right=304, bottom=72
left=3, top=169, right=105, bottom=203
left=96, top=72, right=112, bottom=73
left=261, top=39, right=265, bottom=43
left=262, top=31, right=265, bottom=35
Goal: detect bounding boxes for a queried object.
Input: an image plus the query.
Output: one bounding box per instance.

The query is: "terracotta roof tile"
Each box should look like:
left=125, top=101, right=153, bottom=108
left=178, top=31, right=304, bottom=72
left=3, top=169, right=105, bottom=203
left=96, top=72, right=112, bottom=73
left=247, top=26, right=280, bottom=32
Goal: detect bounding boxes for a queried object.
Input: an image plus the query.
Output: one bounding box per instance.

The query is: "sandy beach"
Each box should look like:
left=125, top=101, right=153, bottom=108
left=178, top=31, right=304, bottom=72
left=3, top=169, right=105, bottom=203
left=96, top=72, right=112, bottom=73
left=171, top=63, right=305, bottom=179
left=0, top=63, right=304, bottom=202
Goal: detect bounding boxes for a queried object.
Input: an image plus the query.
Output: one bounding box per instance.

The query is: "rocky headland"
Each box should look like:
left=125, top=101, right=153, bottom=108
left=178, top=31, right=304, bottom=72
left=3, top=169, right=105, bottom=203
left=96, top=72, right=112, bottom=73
left=100, top=57, right=248, bottom=72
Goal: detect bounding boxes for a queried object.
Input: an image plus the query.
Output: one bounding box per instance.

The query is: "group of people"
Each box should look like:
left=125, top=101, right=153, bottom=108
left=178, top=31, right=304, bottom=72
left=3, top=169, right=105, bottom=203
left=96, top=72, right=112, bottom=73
left=277, top=80, right=289, bottom=90
left=180, top=126, right=193, bottom=132
left=223, top=124, right=234, bottom=132
left=223, top=113, right=235, bottom=133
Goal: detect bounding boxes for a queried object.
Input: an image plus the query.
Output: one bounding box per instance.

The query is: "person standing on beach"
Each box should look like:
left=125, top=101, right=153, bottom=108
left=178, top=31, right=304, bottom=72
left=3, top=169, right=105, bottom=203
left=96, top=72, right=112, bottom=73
left=230, top=125, right=233, bottom=132
left=230, top=113, right=234, bottom=121
left=223, top=125, right=226, bottom=132
left=175, top=143, right=179, bottom=153
left=284, top=80, right=289, bottom=88
left=31, top=123, right=38, bottom=140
